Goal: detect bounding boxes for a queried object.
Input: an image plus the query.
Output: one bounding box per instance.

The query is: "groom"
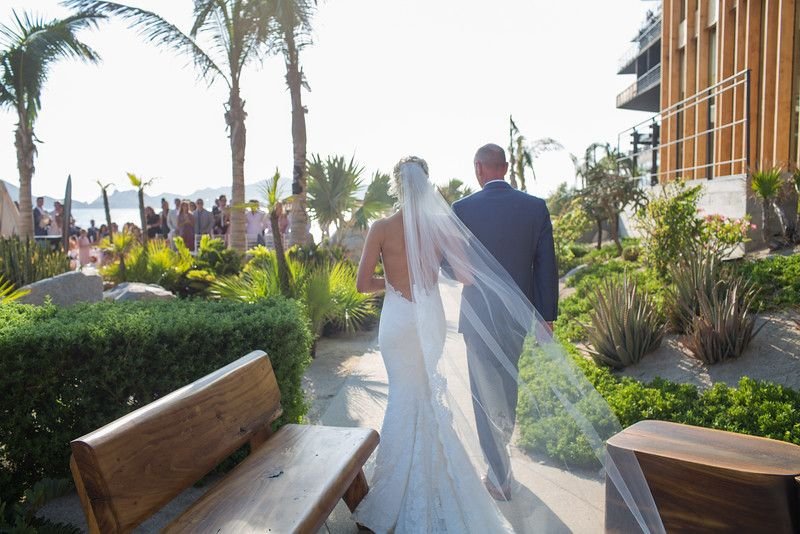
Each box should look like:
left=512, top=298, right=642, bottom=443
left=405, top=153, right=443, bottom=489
left=452, top=143, right=558, bottom=500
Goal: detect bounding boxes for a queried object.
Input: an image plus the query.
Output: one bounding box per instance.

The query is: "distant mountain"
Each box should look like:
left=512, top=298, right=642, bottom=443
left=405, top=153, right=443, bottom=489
left=2, top=180, right=90, bottom=209
left=84, top=183, right=270, bottom=209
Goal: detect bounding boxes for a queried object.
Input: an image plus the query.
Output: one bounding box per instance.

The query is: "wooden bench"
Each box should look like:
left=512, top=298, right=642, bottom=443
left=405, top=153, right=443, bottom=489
left=69, top=351, right=379, bottom=533
left=605, top=420, right=800, bottom=533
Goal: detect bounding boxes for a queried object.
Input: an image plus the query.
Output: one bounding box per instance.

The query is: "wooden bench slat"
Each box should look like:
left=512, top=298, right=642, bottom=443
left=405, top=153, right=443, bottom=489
left=165, top=424, right=379, bottom=533
left=71, top=351, right=282, bottom=533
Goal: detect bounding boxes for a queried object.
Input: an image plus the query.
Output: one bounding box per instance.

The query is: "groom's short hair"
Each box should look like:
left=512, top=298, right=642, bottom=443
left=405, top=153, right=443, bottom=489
left=474, top=144, right=507, bottom=167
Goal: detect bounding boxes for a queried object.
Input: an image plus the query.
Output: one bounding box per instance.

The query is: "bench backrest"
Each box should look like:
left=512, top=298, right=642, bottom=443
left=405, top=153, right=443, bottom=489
left=70, top=351, right=282, bottom=533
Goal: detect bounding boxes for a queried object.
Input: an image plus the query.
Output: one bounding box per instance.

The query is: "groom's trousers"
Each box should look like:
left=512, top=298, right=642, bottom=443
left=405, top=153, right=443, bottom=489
left=465, top=330, right=524, bottom=488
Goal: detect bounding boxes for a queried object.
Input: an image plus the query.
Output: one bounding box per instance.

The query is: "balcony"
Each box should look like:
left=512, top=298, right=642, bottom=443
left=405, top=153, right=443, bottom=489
left=617, top=64, right=661, bottom=111
left=617, top=16, right=663, bottom=74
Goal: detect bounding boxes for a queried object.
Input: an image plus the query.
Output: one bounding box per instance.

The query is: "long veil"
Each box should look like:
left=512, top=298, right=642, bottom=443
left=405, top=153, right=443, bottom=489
left=395, top=159, right=664, bottom=533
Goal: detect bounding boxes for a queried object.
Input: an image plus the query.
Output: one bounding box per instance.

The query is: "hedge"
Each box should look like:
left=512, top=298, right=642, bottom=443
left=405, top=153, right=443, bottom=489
left=0, top=298, right=312, bottom=504
left=517, top=344, right=800, bottom=467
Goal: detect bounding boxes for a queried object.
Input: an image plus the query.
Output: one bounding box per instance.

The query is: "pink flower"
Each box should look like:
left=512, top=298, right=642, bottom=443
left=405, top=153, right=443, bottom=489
left=750, top=224, right=757, bottom=229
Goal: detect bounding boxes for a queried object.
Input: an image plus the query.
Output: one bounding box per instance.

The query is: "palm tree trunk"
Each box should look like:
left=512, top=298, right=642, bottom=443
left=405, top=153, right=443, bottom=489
left=102, top=187, right=113, bottom=239
left=15, top=109, right=35, bottom=239
left=285, top=29, right=310, bottom=247
left=138, top=188, right=147, bottom=247
left=271, top=211, right=291, bottom=297
left=227, top=82, right=247, bottom=252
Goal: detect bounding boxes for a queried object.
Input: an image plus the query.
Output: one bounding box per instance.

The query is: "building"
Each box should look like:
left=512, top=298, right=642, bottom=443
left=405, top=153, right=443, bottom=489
left=617, top=8, right=662, bottom=112
left=619, top=0, right=800, bottom=245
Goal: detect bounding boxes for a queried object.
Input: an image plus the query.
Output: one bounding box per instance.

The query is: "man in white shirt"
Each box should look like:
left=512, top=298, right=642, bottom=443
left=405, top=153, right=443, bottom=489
left=245, top=200, right=268, bottom=247
left=167, top=198, right=180, bottom=239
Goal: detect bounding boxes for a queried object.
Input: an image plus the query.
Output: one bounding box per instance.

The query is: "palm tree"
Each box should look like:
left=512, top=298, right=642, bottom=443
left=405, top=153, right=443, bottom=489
left=260, top=168, right=291, bottom=296
left=306, top=154, right=364, bottom=239
left=127, top=172, right=154, bottom=246
left=258, top=0, right=316, bottom=247
left=100, top=229, right=136, bottom=281
left=507, top=116, right=563, bottom=191
left=352, top=171, right=395, bottom=230
left=65, top=0, right=269, bottom=252
left=96, top=180, right=114, bottom=238
left=0, top=10, right=102, bottom=238
left=751, top=167, right=786, bottom=245
left=437, top=178, right=473, bottom=205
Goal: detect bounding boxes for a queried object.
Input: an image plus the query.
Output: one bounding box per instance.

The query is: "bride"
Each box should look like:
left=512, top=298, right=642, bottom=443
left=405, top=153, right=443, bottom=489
left=352, top=156, right=661, bottom=533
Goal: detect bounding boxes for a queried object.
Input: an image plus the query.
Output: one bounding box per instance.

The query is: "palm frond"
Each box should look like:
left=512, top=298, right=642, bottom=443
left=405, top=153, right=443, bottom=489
left=62, top=0, right=226, bottom=85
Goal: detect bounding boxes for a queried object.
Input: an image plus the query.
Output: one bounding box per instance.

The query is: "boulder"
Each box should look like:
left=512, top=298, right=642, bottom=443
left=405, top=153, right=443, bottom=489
left=104, top=282, right=175, bottom=302
left=19, top=270, right=103, bottom=307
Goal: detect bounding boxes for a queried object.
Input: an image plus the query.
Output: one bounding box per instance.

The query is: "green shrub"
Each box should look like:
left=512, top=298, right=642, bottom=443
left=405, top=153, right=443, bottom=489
left=734, top=253, right=800, bottom=310
left=636, top=180, right=704, bottom=277
left=0, top=237, right=70, bottom=289
left=682, top=277, right=762, bottom=364
left=622, top=245, right=640, bottom=262
left=0, top=298, right=312, bottom=504
left=585, top=275, right=665, bottom=368
left=553, top=201, right=591, bottom=276
left=517, top=345, right=800, bottom=466
left=0, top=275, right=28, bottom=304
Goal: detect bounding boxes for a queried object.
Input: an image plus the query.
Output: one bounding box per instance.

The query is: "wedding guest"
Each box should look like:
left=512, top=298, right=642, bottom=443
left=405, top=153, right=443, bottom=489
left=177, top=201, right=196, bottom=251
left=98, top=224, right=109, bottom=241
left=78, top=229, right=92, bottom=266
left=246, top=200, right=267, bottom=246
left=145, top=206, right=161, bottom=239
left=167, top=198, right=180, bottom=240
left=194, top=198, right=214, bottom=239
left=189, top=200, right=197, bottom=213
left=276, top=201, right=289, bottom=237
left=110, top=222, right=119, bottom=236
left=215, top=195, right=231, bottom=244
left=87, top=219, right=98, bottom=243
left=48, top=201, right=63, bottom=236
left=67, top=235, right=79, bottom=270
left=33, top=197, right=49, bottom=236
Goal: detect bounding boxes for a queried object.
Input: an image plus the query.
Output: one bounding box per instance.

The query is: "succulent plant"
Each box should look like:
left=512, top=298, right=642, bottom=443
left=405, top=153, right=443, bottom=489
left=667, top=250, right=723, bottom=333
left=586, top=274, right=666, bottom=368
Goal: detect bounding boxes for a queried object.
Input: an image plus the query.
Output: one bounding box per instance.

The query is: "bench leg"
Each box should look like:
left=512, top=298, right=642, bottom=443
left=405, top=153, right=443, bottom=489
left=342, top=468, right=369, bottom=513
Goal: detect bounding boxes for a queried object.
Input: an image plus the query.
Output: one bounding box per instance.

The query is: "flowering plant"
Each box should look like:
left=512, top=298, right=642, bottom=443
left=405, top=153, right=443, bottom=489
left=698, top=213, right=752, bottom=258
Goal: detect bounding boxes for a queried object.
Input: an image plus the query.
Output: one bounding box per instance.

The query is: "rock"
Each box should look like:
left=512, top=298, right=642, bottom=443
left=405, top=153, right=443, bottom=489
left=19, top=270, right=104, bottom=307
left=104, top=282, right=175, bottom=302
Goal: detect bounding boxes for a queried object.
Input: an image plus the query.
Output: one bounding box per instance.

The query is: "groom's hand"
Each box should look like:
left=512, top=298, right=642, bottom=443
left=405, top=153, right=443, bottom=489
left=545, top=321, right=553, bottom=333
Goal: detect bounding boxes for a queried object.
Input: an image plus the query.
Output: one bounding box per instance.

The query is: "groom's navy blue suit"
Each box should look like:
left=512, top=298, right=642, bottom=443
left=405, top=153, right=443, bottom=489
left=452, top=179, right=558, bottom=488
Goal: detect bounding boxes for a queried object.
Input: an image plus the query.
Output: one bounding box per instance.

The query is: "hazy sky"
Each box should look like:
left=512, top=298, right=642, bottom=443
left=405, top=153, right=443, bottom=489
left=0, top=0, right=656, bottom=202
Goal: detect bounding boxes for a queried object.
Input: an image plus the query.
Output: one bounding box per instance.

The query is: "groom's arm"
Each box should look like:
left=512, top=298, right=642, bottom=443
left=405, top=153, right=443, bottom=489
left=532, top=202, right=558, bottom=324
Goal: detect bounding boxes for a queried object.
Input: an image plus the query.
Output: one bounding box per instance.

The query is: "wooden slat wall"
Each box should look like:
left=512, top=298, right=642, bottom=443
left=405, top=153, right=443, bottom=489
left=662, top=0, right=797, bottom=179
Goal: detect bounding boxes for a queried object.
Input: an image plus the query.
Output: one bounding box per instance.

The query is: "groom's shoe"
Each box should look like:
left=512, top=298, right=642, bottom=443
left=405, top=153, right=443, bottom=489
left=482, top=476, right=512, bottom=501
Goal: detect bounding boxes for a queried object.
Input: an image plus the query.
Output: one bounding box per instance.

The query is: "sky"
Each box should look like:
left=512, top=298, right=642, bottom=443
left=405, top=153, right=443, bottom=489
left=0, top=0, right=657, bottom=203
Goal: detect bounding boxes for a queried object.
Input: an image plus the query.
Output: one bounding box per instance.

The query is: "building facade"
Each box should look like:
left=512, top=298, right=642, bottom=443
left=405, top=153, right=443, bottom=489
left=660, top=0, right=799, bottom=182
left=617, top=9, right=663, bottom=113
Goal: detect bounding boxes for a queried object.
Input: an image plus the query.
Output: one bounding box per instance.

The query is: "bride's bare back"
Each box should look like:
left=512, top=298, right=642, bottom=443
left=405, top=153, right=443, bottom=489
left=357, top=211, right=413, bottom=300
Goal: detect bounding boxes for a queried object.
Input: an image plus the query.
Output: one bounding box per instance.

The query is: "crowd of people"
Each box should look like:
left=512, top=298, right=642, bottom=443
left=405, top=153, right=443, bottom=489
left=32, top=194, right=292, bottom=270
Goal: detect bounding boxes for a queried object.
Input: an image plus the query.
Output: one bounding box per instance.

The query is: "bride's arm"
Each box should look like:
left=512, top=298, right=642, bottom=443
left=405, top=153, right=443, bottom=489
left=356, top=221, right=386, bottom=294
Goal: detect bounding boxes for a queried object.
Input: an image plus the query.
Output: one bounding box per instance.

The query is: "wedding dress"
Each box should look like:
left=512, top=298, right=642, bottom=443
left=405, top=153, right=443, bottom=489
left=353, top=158, right=663, bottom=533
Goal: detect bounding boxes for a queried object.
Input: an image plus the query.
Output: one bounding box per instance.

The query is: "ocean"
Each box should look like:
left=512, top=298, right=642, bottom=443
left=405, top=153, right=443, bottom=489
left=70, top=208, right=143, bottom=229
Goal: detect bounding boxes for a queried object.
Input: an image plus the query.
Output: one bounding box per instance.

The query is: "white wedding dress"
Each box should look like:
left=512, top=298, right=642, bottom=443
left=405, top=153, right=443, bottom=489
left=352, top=280, right=514, bottom=533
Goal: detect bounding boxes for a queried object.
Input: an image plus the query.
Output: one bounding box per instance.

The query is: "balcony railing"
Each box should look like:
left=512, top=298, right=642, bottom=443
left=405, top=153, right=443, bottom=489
left=617, top=16, right=662, bottom=73
left=616, top=64, right=661, bottom=107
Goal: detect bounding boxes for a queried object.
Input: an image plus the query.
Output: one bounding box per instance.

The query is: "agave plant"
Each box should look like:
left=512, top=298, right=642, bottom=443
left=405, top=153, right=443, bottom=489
left=667, top=251, right=723, bottom=333
left=751, top=167, right=787, bottom=244
left=682, top=277, right=763, bottom=364
left=585, top=274, right=665, bottom=369
left=0, top=237, right=70, bottom=288
left=0, top=274, right=28, bottom=304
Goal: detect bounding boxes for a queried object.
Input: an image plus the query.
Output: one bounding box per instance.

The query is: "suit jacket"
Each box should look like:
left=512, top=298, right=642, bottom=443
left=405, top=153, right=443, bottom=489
left=194, top=208, right=214, bottom=236
left=452, top=180, right=558, bottom=323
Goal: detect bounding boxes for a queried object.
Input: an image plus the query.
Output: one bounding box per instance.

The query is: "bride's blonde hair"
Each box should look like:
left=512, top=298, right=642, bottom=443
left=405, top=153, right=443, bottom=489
left=391, top=156, right=429, bottom=199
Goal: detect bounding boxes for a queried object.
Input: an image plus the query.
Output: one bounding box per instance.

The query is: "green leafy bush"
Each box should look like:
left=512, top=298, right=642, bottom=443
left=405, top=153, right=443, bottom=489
left=734, top=253, right=800, bottom=310
left=585, top=275, right=665, bottom=368
left=517, top=344, right=800, bottom=466
left=0, top=298, right=312, bottom=504
left=622, top=245, right=640, bottom=262
left=552, top=200, right=591, bottom=276
left=636, top=180, right=704, bottom=277
left=682, top=277, right=762, bottom=364
left=0, top=237, right=70, bottom=289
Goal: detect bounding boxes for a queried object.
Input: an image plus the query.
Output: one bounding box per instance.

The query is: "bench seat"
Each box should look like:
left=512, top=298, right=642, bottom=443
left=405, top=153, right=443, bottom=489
left=166, top=424, right=378, bottom=533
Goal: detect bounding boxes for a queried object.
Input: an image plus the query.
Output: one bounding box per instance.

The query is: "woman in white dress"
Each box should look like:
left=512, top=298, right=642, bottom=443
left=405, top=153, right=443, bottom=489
left=353, top=157, right=661, bottom=534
